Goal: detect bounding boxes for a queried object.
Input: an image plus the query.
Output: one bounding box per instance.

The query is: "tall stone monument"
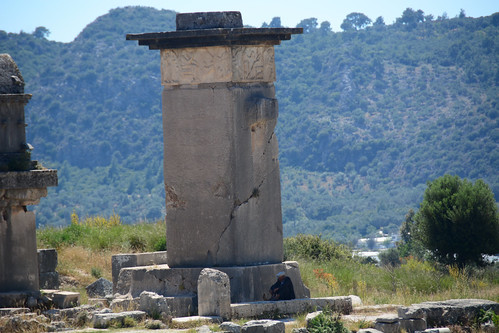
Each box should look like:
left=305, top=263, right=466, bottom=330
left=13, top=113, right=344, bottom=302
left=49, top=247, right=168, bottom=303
left=0, top=54, right=58, bottom=306
left=124, top=12, right=308, bottom=302
left=128, top=12, right=301, bottom=268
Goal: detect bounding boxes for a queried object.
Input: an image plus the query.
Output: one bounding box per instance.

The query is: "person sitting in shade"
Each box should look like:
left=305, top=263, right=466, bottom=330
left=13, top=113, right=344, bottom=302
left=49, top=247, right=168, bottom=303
left=269, top=271, right=295, bottom=301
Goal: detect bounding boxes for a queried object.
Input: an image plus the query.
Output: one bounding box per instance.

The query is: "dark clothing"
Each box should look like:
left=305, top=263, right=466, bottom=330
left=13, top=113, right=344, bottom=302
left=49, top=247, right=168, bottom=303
left=270, top=276, right=295, bottom=300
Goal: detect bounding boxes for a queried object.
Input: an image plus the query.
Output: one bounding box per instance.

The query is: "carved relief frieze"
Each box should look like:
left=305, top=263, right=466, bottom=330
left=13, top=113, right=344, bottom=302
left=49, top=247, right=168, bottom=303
left=232, top=46, right=275, bottom=82
left=161, top=45, right=276, bottom=85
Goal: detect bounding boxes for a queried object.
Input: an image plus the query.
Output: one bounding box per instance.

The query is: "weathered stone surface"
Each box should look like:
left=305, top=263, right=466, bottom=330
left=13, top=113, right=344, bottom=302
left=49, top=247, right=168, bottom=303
left=198, top=268, right=231, bottom=319
left=0, top=54, right=24, bottom=94
left=358, top=329, right=384, bottom=333
left=126, top=27, right=303, bottom=50
left=220, top=321, right=242, bottom=333
left=0, top=207, right=39, bottom=293
left=163, top=84, right=282, bottom=268
left=38, top=248, right=59, bottom=289
left=398, top=299, right=499, bottom=327
left=400, top=318, right=427, bottom=332
left=0, top=307, right=29, bottom=316
left=161, top=46, right=275, bottom=86
left=349, top=295, right=362, bottom=306
left=117, top=262, right=310, bottom=303
left=305, top=311, right=321, bottom=324
left=231, top=297, right=352, bottom=319
left=176, top=11, right=243, bottom=30
left=0, top=170, right=57, bottom=190
left=37, top=248, right=57, bottom=273
left=111, top=251, right=168, bottom=292
left=291, top=328, right=308, bottom=333
left=172, top=315, right=222, bottom=325
left=139, top=291, right=194, bottom=317
left=52, top=291, right=80, bottom=309
left=109, top=295, right=139, bottom=311
left=241, top=319, right=285, bottom=333
left=39, top=272, right=59, bottom=289
left=86, top=277, right=113, bottom=298
left=376, top=314, right=399, bottom=323
left=374, top=321, right=400, bottom=333
left=92, top=310, right=146, bottom=328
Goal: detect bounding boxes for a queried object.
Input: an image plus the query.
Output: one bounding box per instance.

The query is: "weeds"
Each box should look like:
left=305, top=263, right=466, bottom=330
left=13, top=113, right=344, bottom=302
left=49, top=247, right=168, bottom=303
left=37, top=212, right=166, bottom=252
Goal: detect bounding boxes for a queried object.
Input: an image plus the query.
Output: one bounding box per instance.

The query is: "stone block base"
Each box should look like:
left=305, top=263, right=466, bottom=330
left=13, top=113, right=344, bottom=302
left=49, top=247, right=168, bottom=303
left=93, top=310, right=146, bottom=329
left=116, top=261, right=310, bottom=303
left=0, top=291, right=39, bottom=308
left=39, top=272, right=59, bottom=289
left=230, top=297, right=352, bottom=319
left=139, top=291, right=194, bottom=317
left=48, top=291, right=80, bottom=309
left=112, top=251, right=168, bottom=292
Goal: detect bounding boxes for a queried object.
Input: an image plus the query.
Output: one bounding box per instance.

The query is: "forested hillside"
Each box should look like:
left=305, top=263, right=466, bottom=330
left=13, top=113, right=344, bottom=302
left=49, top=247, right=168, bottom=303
left=1, top=7, right=498, bottom=244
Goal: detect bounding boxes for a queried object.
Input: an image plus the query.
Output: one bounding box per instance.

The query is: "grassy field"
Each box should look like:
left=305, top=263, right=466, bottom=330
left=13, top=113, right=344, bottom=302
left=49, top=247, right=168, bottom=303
left=37, top=214, right=499, bottom=307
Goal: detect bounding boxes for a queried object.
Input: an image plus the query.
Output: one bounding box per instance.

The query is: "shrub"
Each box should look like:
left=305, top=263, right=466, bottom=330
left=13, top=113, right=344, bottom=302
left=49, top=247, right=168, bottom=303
left=414, top=175, right=499, bottom=267
left=308, top=311, right=350, bottom=333
left=284, top=234, right=351, bottom=262
left=379, top=248, right=401, bottom=267
left=153, top=237, right=166, bottom=251
left=91, top=267, right=102, bottom=279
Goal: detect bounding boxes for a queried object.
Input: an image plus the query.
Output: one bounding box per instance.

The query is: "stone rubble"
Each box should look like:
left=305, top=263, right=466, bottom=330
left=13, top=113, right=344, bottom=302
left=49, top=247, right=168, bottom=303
left=85, top=277, right=113, bottom=298
left=0, top=296, right=497, bottom=332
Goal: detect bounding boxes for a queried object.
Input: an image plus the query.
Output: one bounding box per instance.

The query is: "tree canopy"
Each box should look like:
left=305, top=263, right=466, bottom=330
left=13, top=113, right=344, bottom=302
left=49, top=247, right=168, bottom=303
left=414, top=175, right=499, bottom=266
left=341, top=12, right=372, bottom=31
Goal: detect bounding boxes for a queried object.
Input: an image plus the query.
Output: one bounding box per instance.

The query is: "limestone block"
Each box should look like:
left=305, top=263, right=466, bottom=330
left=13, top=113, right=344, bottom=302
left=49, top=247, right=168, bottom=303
left=220, top=321, right=242, bottom=333
left=0, top=54, right=25, bottom=94
left=400, top=299, right=499, bottom=327
left=86, top=278, right=113, bottom=298
left=305, top=311, right=321, bottom=325
left=358, top=329, right=384, bottom=333
left=0, top=208, right=39, bottom=292
left=399, top=318, right=427, bottom=332
left=37, top=249, right=58, bottom=273
left=241, top=320, right=285, bottom=333
left=198, top=268, right=231, bottom=319
left=374, top=321, right=400, bottom=333
left=110, top=296, right=139, bottom=312
left=398, top=305, right=425, bottom=319
left=172, top=315, right=222, bottom=326
left=0, top=170, right=57, bottom=191
left=161, top=46, right=275, bottom=86
left=139, top=291, right=194, bottom=317
left=92, top=310, right=146, bottom=329
left=0, top=308, right=30, bottom=317
left=163, top=84, right=282, bottom=268
left=349, top=295, right=363, bottom=306
left=39, top=272, right=59, bottom=289
left=52, top=291, right=80, bottom=309
left=230, top=297, right=352, bottom=319
left=111, top=251, right=168, bottom=292
left=176, top=11, right=243, bottom=30
left=116, top=262, right=309, bottom=303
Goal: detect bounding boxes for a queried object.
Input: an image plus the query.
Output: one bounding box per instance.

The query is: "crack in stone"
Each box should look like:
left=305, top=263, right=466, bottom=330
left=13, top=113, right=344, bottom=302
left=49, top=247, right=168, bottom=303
left=214, top=177, right=266, bottom=261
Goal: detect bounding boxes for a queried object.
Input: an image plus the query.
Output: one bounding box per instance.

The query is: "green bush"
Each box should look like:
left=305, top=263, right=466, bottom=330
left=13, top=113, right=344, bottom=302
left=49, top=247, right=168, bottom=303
left=308, top=311, right=350, bottom=333
left=91, top=267, right=102, bottom=279
left=284, top=234, right=351, bottom=262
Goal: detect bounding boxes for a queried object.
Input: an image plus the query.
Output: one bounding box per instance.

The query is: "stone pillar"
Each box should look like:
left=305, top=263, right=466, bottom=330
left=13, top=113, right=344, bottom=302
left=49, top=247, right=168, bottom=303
left=197, top=268, right=231, bottom=320
left=127, top=12, right=302, bottom=268
left=0, top=54, right=58, bottom=300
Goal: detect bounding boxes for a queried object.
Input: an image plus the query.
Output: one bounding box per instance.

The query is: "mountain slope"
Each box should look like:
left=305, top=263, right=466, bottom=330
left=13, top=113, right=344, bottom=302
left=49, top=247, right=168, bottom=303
left=1, top=7, right=497, bottom=243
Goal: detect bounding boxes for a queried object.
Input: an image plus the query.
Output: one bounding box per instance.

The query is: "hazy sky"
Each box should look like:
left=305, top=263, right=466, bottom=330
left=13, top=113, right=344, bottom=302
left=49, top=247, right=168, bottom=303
left=2, top=0, right=498, bottom=43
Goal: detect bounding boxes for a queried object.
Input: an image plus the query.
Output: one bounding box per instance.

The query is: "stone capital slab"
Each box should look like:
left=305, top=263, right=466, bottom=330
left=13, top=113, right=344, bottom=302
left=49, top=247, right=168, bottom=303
left=161, top=45, right=275, bottom=86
